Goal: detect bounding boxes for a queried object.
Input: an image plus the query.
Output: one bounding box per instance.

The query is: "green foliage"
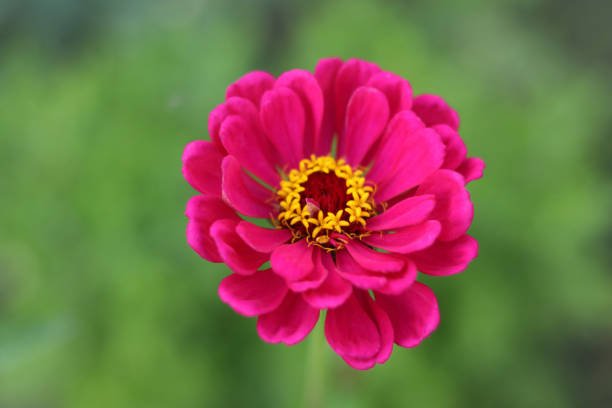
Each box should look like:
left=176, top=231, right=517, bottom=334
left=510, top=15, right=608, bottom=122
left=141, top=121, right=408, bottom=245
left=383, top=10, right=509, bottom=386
left=1, top=1, right=610, bottom=407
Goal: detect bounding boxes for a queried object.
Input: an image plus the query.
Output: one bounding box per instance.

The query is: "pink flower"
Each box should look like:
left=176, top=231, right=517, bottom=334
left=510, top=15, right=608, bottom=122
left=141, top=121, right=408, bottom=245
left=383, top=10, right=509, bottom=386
left=183, top=58, right=484, bottom=369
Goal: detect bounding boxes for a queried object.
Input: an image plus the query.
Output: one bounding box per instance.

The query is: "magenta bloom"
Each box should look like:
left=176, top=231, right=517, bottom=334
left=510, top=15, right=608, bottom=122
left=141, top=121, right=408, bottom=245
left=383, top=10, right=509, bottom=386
left=183, top=58, right=484, bottom=369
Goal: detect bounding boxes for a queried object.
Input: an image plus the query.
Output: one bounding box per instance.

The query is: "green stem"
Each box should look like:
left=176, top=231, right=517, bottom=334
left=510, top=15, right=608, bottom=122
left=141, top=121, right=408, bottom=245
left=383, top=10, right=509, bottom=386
left=304, top=320, right=326, bottom=408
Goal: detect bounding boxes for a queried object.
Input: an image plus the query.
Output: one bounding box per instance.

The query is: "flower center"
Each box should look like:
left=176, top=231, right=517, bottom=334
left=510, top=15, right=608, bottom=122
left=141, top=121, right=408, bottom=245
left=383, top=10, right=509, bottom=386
left=276, top=155, right=375, bottom=247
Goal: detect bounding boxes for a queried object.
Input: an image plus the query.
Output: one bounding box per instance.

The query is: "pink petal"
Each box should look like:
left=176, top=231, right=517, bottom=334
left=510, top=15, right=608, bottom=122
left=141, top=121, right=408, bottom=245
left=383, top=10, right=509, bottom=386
left=302, top=252, right=352, bottom=309
left=235, top=221, right=291, bottom=253
left=207, top=103, right=230, bottom=153
left=342, top=290, right=394, bottom=369
left=209, top=219, right=269, bottom=275
left=211, top=97, right=279, bottom=161
left=367, top=194, right=435, bottom=231
left=221, top=155, right=273, bottom=218
left=276, top=70, right=324, bottom=156
left=314, top=57, right=343, bottom=155
left=367, top=71, right=412, bottom=116
left=366, top=110, right=426, bottom=184
left=208, top=97, right=269, bottom=154
left=375, top=282, right=440, bottom=348
left=433, top=124, right=467, bottom=170
left=185, top=196, right=240, bottom=262
left=345, top=239, right=404, bottom=273
left=218, top=269, right=288, bottom=317
left=411, top=234, right=479, bottom=276
left=375, top=127, right=445, bottom=203
left=257, top=292, right=320, bottom=345
left=270, top=240, right=315, bottom=282
left=334, top=59, right=381, bottom=152
left=416, top=169, right=473, bottom=241
left=182, top=140, right=224, bottom=196
left=360, top=72, right=414, bottom=165
left=376, top=259, right=417, bottom=295
left=220, top=115, right=280, bottom=187
left=363, top=220, right=441, bottom=254
left=226, top=71, right=275, bottom=108
left=341, top=87, right=390, bottom=166
left=336, top=249, right=416, bottom=295
left=341, top=356, right=377, bottom=370
left=288, top=247, right=329, bottom=292
left=336, top=250, right=387, bottom=290
left=457, top=157, right=486, bottom=183
left=243, top=169, right=275, bottom=204
left=412, top=94, right=460, bottom=131
left=325, top=290, right=381, bottom=360
left=260, top=87, right=305, bottom=169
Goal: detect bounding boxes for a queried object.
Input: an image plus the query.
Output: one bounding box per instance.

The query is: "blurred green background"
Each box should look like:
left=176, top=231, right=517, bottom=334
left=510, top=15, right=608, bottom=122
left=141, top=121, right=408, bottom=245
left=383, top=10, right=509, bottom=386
left=1, top=0, right=611, bottom=407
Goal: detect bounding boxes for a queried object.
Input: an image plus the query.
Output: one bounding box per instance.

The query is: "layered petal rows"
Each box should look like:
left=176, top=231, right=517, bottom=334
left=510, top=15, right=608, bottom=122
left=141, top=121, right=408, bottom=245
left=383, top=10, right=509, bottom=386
left=183, top=58, right=484, bottom=369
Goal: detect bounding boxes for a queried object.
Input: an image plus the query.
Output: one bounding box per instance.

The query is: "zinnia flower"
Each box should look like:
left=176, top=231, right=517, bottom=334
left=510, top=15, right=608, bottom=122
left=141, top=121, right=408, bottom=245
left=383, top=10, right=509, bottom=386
left=183, top=58, right=484, bottom=369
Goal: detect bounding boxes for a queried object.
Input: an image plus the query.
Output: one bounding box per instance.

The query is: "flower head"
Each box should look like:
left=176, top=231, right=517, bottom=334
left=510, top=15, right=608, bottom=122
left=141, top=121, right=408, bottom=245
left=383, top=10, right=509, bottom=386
left=183, top=58, right=484, bottom=369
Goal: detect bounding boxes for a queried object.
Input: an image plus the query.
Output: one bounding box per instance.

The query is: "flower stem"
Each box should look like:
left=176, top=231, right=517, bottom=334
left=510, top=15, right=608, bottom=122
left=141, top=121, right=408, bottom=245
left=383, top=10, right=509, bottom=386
left=304, top=320, right=326, bottom=408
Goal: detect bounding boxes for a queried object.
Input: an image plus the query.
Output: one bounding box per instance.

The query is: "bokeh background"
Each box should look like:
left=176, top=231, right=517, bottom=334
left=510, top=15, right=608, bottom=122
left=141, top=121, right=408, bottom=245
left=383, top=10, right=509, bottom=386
left=1, top=0, right=611, bottom=407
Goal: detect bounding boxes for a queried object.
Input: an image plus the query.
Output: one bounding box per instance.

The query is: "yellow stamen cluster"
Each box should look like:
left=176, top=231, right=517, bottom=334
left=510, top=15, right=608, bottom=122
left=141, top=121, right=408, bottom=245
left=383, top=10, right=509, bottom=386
left=276, top=155, right=375, bottom=246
